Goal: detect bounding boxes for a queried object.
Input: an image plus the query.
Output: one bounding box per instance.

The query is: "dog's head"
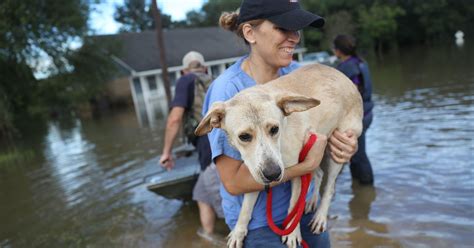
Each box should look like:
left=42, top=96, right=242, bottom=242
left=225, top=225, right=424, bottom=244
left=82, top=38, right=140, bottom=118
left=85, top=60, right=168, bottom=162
left=195, top=89, right=320, bottom=184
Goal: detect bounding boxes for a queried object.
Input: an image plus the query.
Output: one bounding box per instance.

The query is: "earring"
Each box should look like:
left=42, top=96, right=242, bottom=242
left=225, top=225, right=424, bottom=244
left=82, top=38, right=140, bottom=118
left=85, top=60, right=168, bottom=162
left=249, top=40, right=256, bottom=44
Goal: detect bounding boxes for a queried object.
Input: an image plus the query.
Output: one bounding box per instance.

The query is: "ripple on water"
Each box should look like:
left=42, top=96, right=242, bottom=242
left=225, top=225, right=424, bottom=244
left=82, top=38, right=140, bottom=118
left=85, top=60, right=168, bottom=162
left=329, top=83, right=474, bottom=247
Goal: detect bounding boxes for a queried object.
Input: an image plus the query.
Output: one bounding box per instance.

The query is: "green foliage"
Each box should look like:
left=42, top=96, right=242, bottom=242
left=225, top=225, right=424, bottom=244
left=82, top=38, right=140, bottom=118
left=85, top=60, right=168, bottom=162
left=0, top=148, right=36, bottom=169
left=0, top=60, right=36, bottom=112
left=180, top=0, right=241, bottom=27
left=199, top=0, right=242, bottom=26
left=412, top=0, right=469, bottom=41
left=0, top=0, right=118, bottom=139
left=0, top=0, right=90, bottom=131
left=0, top=0, right=89, bottom=72
left=320, top=11, right=356, bottom=50
left=113, top=0, right=240, bottom=29
left=358, top=2, right=405, bottom=51
left=114, top=0, right=173, bottom=32
left=184, top=10, right=207, bottom=27
left=35, top=40, right=119, bottom=112
left=65, top=40, right=120, bottom=102
left=302, top=29, right=324, bottom=52
left=303, top=0, right=370, bottom=17
left=0, top=0, right=90, bottom=136
left=0, top=89, right=14, bottom=139
left=302, top=0, right=472, bottom=52
left=358, top=3, right=405, bottom=40
left=114, top=0, right=472, bottom=53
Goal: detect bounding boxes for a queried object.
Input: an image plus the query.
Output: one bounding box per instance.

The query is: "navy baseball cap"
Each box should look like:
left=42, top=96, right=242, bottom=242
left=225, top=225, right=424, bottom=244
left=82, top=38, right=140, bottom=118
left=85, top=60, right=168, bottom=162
left=237, top=0, right=325, bottom=31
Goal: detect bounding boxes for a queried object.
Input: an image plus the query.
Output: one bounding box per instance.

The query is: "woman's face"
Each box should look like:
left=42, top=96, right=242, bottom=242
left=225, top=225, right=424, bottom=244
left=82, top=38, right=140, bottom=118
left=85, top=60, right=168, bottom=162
left=250, top=20, right=301, bottom=68
left=332, top=47, right=343, bottom=59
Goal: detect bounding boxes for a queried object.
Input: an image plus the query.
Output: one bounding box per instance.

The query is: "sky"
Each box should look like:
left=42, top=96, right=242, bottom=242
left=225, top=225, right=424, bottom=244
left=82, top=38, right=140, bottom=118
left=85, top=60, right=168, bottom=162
left=90, top=0, right=206, bottom=35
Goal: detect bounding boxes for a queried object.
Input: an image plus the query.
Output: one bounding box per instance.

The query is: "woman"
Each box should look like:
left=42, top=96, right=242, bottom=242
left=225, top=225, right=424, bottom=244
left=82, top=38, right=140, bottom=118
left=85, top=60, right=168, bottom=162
left=203, top=0, right=358, bottom=247
left=333, top=34, right=375, bottom=185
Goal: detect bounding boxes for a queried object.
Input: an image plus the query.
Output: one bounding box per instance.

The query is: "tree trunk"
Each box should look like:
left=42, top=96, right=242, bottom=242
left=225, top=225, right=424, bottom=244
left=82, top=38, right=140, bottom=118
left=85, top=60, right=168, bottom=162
left=377, top=39, right=384, bottom=61
left=151, top=0, right=172, bottom=109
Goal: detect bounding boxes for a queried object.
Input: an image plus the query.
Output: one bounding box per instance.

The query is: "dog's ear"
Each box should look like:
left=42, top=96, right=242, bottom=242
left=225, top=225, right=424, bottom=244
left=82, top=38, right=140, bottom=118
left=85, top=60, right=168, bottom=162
left=195, top=101, right=226, bottom=136
left=276, top=95, right=320, bottom=116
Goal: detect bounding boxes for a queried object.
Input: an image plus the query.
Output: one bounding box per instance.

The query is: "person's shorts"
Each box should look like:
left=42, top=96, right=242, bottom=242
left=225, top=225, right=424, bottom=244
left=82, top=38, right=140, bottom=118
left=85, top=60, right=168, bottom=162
left=192, top=163, right=224, bottom=218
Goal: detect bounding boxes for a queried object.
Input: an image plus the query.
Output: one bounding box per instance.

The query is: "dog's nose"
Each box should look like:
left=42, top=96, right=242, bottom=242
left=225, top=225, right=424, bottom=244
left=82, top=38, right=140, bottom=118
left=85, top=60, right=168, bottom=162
left=262, top=166, right=282, bottom=182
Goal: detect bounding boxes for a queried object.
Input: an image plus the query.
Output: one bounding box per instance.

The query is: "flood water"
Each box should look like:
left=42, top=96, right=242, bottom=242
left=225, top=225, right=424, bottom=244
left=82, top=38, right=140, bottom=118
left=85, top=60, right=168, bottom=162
left=1, top=42, right=473, bottom=248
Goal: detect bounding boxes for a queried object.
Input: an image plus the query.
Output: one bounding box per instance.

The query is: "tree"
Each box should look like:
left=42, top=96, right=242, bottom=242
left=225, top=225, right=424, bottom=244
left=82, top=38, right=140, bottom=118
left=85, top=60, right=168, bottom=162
left=151, top=0, right=172, bottom=108
left=305, top=10, right=356, bottom=51
left=0, top=89, right=13, bottom=140
left=182, top=0, right=241, bottom=27
left=302, top=0, right=370, bottom=52
left=0, top=0, right=89, bottom=137
left=114, top=0, right=172, bottom=32
left=0, top=0, right=89, bottom=73
left=357, top=2, right=405, bottom=56
left=200, top=0, right=241, bottom=26
left=0, top=0, right=121, bottom=140
left=413, top=0, right=466, bottom=42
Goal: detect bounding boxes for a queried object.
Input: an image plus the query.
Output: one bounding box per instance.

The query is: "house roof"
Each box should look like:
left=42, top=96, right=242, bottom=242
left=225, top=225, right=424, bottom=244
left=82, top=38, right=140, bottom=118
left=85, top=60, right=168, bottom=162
left=94, top=27, right=249, bottom=73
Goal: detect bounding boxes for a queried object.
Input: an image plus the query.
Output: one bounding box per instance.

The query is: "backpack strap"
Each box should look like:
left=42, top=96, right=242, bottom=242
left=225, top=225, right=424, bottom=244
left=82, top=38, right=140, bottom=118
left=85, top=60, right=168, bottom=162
left=183, top=72, right=213, bottom=145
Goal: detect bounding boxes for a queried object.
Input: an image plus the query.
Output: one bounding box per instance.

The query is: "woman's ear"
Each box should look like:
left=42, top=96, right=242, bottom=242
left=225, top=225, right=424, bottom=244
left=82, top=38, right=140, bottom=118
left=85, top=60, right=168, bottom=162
left=242, top=23, right=256, bottom=44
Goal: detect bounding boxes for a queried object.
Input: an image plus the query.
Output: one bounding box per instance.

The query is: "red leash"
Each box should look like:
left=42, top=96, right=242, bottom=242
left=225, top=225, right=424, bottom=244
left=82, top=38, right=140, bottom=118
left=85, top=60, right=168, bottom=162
left=266, top=134, right=317, bottom=248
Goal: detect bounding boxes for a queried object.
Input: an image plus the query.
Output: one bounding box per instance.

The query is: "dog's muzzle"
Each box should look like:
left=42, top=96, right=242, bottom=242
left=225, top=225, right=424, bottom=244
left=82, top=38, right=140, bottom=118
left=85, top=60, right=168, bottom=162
left=262, top=165, right=282, bottom=182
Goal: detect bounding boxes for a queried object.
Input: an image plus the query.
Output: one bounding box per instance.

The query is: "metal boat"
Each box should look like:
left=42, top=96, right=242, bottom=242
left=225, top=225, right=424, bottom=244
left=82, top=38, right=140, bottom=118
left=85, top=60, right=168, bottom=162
left=145, top=144, right=200, bottom=200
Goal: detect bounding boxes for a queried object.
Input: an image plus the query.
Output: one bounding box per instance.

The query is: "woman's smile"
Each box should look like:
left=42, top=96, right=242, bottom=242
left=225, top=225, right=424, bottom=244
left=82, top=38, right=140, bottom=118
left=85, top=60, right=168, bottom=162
left=280, top=47, right=295, bottom=55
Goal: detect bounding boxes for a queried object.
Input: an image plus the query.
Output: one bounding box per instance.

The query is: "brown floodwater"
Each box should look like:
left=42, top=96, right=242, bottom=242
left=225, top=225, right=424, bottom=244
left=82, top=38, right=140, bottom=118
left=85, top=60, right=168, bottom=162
left=1, top=42, right=473, bottom=248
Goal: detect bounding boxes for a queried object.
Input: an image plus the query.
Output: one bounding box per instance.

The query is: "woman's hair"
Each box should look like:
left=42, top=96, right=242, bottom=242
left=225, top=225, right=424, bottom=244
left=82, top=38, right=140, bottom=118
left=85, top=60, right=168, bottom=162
left=333, top=34, right=357, bottom=56
left=219, top=10, right=264, bottom=44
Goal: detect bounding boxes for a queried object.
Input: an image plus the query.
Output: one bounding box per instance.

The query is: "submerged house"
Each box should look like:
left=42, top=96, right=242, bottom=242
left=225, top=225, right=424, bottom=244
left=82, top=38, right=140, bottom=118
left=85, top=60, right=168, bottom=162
left=96, top=27, right=308, bottom=126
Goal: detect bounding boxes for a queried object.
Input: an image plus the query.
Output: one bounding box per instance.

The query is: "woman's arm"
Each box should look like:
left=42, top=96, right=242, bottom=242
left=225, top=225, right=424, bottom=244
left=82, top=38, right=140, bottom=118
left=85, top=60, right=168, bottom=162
left=215, top=134, right=328, bottom=195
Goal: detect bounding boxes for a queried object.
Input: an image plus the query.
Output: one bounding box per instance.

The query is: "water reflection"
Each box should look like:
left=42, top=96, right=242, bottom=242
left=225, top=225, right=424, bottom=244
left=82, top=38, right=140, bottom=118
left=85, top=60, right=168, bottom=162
left=135, top=99, right=166, bottom=128
left=347, top=184, right=398, bottom=247
left=44, top=120, right=99, bottom=206
left=349, top=184, right=376, bottom=221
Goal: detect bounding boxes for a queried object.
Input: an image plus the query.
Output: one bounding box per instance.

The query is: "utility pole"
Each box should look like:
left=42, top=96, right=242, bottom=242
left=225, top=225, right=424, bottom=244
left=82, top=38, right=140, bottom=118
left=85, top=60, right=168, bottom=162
left=151, top=0, right=172, bottom=108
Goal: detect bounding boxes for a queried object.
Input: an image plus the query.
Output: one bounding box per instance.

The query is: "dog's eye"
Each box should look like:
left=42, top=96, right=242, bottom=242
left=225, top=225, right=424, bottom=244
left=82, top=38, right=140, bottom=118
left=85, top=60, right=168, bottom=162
left=238, top=133, right=252, bottom=142
left=270, top=126, right=279, bottom=136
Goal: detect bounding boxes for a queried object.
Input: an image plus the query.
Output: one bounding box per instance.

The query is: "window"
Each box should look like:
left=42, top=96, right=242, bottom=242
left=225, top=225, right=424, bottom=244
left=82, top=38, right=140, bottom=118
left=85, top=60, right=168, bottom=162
left=133, top=78, right=142, bottom=94
left=211, top=65, right=220, bottom=76
left=147, top=75, right=157, bottom=91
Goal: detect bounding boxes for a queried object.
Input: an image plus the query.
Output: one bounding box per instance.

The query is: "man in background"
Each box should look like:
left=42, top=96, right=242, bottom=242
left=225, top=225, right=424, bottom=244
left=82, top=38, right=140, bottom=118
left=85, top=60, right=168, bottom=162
left=159, top=51, right=223, bottom=239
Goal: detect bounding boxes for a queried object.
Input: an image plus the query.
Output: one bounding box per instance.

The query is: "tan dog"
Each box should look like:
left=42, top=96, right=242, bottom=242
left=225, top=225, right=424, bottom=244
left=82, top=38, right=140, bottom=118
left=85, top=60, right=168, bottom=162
left=195, top=64, right=363, bottom=248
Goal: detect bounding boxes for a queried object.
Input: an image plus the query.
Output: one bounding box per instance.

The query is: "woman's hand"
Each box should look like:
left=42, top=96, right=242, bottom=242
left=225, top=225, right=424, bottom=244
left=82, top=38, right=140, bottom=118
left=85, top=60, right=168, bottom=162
left=301, top=133, right=328, bottom=172
left=159, top=153, right=175, bottom=171
left=328, top=129, right=358, bottom=164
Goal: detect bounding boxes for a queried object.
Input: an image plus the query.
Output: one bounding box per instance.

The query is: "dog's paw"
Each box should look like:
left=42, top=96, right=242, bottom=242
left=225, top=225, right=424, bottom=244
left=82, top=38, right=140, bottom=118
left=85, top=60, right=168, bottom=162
left=282, top=229, right=302, bottom=248
left=227, top=227, right=247, bottom=248
left=305, top=195, right=318, bottom=214
left=309, top=211, right=328, bottom=234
